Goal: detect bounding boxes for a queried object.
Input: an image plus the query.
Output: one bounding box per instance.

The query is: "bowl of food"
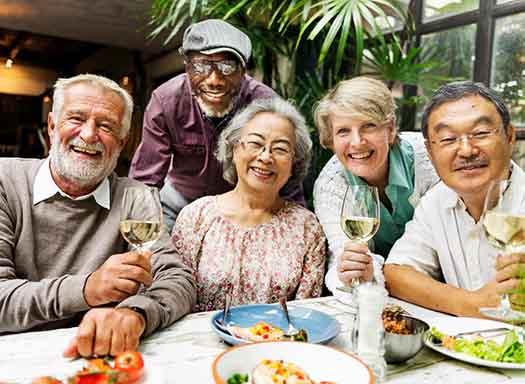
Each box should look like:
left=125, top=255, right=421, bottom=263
left=383, top=306, right=429, bottom=364
left=212, top=341, right=374, bottom=384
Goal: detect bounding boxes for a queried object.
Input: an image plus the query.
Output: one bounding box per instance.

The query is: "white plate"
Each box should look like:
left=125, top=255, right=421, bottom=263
left=424, top=316, right=525, bottom=369
left=212, top=341, right=373, bottom=384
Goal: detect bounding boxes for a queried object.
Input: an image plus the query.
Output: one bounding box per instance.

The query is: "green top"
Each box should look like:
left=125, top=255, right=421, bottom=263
left=344, top=140, right=415, bottom=257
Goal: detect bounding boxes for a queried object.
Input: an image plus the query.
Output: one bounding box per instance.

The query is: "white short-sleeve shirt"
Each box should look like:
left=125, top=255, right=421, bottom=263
left=386, top=162, right=525, bottom=291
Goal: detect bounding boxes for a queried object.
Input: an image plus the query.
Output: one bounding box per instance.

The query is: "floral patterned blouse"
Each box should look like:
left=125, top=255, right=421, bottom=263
left=171, top=196, right=326, bottom=312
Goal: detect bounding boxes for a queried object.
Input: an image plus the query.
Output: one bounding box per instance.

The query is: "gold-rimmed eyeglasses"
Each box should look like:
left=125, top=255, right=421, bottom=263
left=237, top=139, right=295, bottom=160
left=429, top=127, right=502, bottom=150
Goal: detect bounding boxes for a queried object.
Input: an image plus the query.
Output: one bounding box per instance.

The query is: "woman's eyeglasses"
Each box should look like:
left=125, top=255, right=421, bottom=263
left=238, top=139, right=294, bottom=160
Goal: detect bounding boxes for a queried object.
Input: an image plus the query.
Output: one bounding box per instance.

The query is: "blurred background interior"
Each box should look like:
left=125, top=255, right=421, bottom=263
left=1, top=0, right=524, bottom=197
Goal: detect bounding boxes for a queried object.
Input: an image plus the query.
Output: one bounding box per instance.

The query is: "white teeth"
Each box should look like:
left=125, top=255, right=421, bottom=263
left=73, top=146, right=98, bottom=155
left=252, top=167, right=272, bottom=175
left=349, top=151, right=372, bottom=159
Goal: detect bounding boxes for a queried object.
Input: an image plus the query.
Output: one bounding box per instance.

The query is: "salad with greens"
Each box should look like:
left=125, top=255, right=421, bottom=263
left=428, top=327, right=525, bottom=363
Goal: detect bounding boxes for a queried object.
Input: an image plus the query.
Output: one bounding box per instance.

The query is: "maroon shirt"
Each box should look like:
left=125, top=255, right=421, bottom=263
left=130, top=74, right=304, bottom=203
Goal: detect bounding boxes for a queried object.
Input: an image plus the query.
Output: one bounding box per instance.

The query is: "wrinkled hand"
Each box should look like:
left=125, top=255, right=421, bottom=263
left=84, top=251, right=152, bottom=307
left=471, top=280, right=502, bottom=314
left=337, top=242, right=374, bottom=286
left=63, top=308, right=146, bottom=358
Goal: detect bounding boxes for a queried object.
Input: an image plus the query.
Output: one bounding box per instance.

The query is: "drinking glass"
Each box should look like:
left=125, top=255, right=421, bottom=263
left=340, top=185, right=381, bottom=291
left=120, top=187, right=163, bottom=252
left=480, top=179, right=525, bottom=322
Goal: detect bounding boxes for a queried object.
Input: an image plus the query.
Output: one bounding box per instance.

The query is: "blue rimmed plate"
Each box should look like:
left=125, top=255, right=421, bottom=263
left=210, top=303, right=340, bottom=345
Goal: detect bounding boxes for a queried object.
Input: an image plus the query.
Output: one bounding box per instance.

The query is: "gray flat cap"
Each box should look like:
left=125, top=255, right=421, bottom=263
left=181, top=19, right=251, bottom=66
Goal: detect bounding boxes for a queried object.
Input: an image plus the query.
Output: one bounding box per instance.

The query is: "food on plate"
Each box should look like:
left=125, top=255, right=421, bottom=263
left=382, top=305, right=411, bottom=335
left=227, top=373, right=249, bottom=384
left=31, top=377, right=57, bottom=383
left=114, top=351, right=145, bottom=383
left=252, top=360, right=314, bottom=384
left=428, top=327, right=525, bottom=363
left=228, top=321, right=308, bottom=342
left=227, top=360, right=336, bottom=384
left=31, top=351, right=145, bottom=384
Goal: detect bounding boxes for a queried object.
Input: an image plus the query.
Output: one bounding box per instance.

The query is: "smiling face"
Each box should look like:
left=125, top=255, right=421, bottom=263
left=330, top=110, right=396, bottom=186
left=48, top=82, right=127, bottom=196
left=186, top=51, right=244, bottom=117
left=233, top=112, right=295, bottom=196
left=426, top=95, right=515, bottom=201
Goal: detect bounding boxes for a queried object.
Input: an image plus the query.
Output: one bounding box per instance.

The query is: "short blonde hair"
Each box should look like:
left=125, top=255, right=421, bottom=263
left=314, top=76, right=397, bottom=149
left=52, top=74, right=133, bottom=139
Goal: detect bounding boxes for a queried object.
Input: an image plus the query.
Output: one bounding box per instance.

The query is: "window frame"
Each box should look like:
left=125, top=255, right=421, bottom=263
left=405, top=0, right=525, bottom=138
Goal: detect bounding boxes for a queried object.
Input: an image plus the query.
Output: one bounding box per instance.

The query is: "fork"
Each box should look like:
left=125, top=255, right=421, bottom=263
left=215, top=292, right=232, bottom=335
left=279, top=297, right=299, bottom=337
left=431, top=327, right=511, bottom=346
left=453, top=327, right=511, bottom=338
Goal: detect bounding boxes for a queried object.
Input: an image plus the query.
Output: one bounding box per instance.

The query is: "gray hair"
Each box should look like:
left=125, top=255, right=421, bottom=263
left=216, top=97, right=312, bottom=189
left=421, top=81, right=511, bottom=138
left=51, top=74, right=133, bottom=138
left=314, top=76, right=397, bottom=149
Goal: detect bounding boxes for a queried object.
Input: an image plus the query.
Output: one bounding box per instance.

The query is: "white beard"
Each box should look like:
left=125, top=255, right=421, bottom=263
left=49, top=133, right=120, bottom=189
left=196, top=96, right=234, bottom=118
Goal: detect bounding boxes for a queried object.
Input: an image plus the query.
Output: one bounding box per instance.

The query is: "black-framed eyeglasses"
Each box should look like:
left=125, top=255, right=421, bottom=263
left=187, top=59, right=239, bottom=77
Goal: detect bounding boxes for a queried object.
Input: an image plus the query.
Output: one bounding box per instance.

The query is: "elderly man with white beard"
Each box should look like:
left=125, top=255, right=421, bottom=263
left=0, top=74, right=196, bottom=358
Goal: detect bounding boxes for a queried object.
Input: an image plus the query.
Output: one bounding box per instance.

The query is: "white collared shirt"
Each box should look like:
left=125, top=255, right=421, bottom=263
left=33, top=158, right=111, bottom=209
left=386, top=162, right=525, bottom=291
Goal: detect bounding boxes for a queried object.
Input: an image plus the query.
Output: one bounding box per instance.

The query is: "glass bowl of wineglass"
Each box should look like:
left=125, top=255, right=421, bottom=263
left=480, top=179, right=525, bottom=322
left=339, top=184, right=380, bottom=300
left=120, top=186, right=163, bottom=252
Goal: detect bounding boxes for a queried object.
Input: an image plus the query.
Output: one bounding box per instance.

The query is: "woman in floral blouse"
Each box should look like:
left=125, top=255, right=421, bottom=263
left=171, top=97, right=326, bottom=312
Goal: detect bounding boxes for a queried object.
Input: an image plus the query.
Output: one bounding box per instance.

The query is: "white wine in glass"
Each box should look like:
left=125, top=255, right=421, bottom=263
left=120, top=187, right=163, bottom=252
left=480, top=179, right=525, bottom=321
left=340, top=185, right=381, bottom=289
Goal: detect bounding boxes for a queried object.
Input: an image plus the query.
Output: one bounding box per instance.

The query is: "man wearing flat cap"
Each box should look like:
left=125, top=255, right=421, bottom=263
left=130, top=19, right=304, bottom=232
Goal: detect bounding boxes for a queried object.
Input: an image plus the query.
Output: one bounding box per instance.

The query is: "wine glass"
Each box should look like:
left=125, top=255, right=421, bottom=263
left=120, top=187, right=163, bottom=252
left=480, top=179, right=525, bottom=322
left=340, top=184, right=381, bottom=292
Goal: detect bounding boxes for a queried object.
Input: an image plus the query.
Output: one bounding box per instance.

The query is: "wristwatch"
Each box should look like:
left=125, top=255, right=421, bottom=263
left=128, top=306, right=147, bottom=323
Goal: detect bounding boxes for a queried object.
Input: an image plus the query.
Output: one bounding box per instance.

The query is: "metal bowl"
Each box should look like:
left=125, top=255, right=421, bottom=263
left=384, top=315, right=429, bottom=364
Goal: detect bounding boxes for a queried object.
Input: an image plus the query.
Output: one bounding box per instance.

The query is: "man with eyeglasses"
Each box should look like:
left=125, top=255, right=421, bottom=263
left=130, top=19, right=303, bottom=233
left=384, top=81, right=525, bottom=317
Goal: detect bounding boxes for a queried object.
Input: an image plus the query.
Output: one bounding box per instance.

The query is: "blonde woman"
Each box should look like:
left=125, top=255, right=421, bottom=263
left=313, top=77, right=439, bottom=293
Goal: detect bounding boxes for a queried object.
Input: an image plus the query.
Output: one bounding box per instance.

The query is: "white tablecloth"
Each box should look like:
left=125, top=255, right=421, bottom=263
left=2, top=296, right=525, bottom=383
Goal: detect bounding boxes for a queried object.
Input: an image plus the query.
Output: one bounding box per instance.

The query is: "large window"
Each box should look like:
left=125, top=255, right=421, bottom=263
left=410, top=0, right=525, bottom=135
left=423, top=0, right=479, bottom=21
left=421, top=24, right=476, bottom=81
left=491, top=12, right=525, bottom=127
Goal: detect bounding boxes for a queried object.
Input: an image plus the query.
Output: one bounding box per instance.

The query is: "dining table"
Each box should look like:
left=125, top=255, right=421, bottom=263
left=2, top=296, right=525, bottom=383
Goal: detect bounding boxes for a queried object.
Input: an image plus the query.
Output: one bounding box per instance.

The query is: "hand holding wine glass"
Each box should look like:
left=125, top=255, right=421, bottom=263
left=120, top=187, right=163, bottom=252
left=339, top=185, right=380, bottom=289
left=480, top=179, right=525, bottom=321
left=83, top=187, right=162, bottom=307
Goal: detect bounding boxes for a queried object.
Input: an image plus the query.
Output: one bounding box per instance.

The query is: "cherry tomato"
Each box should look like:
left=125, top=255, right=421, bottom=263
left=85, top=359, right=112, bottom=373
left=73, top=373, right=111, bottom=384
left=114, top=351, right=144, bottom=383
left=31, top=377, right=63, bottom=384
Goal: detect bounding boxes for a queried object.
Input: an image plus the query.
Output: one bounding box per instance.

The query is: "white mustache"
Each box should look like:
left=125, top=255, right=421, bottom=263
left=68, top=137, right=105, bottom=154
